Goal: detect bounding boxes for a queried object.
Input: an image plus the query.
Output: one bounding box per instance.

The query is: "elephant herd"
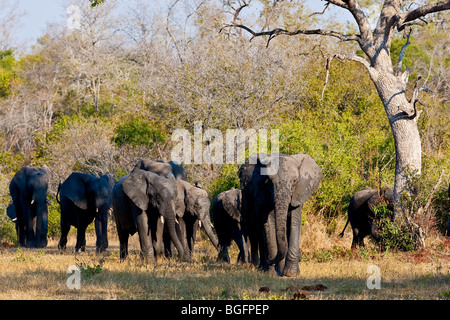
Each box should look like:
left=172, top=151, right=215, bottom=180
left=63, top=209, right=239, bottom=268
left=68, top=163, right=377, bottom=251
left=5, top=153, right=450, bottom=277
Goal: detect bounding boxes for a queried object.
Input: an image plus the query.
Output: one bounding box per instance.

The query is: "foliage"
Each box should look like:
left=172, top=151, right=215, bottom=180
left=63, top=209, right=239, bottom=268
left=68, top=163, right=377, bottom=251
left=207, top=164, right=240, bottom=201
left=88, top=0, right=105, bottom=7
left=277, top=60, right=395, bottom=217
left=0, top=210, right=16, bottom=243
left=375, top=204, right=415, bottom=251
left=0, top=49, right=17, bottom=97
left=76, top=258, right=103, bottom=277
left=113, top=118, right=165, bottom=148
left=0, top=0, right=448, bottom=252
left=47, top=197, right=61, bottom=238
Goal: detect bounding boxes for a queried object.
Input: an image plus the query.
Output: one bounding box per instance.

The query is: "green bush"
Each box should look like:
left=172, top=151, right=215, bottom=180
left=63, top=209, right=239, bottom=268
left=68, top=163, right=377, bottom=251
left=375, top=204, right=415, bottom=251
left=47, top=197, right=61, bottom=238
left=0, top=49, right=17, bottom=97
left=113, top=118, right=165, bottom=148
left=207, top=164, right=240, bottom=201
left=0, top=210, right=17, bottom=244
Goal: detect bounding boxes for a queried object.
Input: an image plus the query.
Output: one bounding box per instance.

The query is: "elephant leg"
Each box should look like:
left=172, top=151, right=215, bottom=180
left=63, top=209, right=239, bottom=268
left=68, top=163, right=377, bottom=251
left=351, top=227, right=359, bottom=249
left=187, top=218, right=198, bottom=255
left=163, top=223, right=172, bottom=258
left=217, top=223, right=231, bottom=263
left=217, top=244, right=230, bottom=263
left=14, top=202, right=26, bottom=247
left=244, top=208, right=260, bottom=267
left=152, top=215, right=164, bottom=257
left=232, top=222, right=248, bottom=264
left=176, top=217, right=189, bottom=258
left=75, top=225, right=87, bottom=252
left=58, top=223, right=71, bottom=251
left=283, top=206, right=302, bottom=277
left=134, top=211, right=155, bottom=263
left=23, top=204, right=35, bottom=247
left=94, top=215, right=108, bottom=253
left=117, top=227, right=129, bottom=261
left=262, top=210, right=278, bottom=274
left=358, top=235, right=366, bottom=247
left=177, top=217, right=191, bottom=261
left=248, top=223, right=260, bottom=267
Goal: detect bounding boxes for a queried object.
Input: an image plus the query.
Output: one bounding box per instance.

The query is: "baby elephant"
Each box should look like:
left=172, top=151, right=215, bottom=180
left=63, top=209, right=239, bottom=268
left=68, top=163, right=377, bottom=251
left=212, top=188, right=250, bottom=264
left=340, top=187, right=394, bottom=249
left=57, top=172, right=116, bottom=253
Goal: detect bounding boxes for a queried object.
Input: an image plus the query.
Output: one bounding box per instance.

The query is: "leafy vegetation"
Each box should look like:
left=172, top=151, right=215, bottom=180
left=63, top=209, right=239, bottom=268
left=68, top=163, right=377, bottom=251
left=0, top=0, right=448, bottom=252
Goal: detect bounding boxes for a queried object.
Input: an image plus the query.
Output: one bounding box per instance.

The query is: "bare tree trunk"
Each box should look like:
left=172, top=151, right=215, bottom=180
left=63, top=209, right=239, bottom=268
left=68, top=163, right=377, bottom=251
left=368, top=56, right=422, bottom=220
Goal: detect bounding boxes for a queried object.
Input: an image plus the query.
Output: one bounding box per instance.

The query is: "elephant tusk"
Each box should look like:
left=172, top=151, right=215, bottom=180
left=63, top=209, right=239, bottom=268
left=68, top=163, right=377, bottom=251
left=160, top=216, right=165, bottom=224
left=96, top=208, right=99, bottom=213
left=31, top=200, right=35, bottom=205
left=198, top=220, right=202, bottom=228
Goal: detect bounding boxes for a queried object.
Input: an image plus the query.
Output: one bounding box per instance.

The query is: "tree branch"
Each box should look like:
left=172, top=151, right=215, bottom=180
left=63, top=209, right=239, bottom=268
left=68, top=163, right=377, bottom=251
left=325, top=0, right=350, bottom=10
left=396, top=28, right=412, bottom=75
left=221, top=23, right=361, bottom=47
left=398, top=0, right=450, bottom=31
left=309, top=2, right=330, bottom=17
left=338, top=0, right=374, bottom=43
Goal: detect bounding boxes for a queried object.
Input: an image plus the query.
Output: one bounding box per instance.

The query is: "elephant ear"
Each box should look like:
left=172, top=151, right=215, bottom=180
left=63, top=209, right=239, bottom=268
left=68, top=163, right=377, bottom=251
left=122, top=170, right=149, bottom=211
left=222, top=189, right=242, bottom=222
left=290, top=154, right=323, bottom=207
left=61, top=173, right=89, bottom=210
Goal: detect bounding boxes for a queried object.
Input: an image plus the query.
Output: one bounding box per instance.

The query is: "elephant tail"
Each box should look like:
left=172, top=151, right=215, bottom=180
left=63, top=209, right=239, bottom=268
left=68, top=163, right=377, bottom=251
left=339, top=217, right=349, bottom=238
left=56, top=182, right=61, bottom=204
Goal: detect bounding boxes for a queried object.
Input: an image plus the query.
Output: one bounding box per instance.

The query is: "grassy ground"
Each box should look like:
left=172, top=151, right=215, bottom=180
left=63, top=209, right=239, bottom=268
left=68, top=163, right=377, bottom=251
left=0, top=216, right=449, bottom=300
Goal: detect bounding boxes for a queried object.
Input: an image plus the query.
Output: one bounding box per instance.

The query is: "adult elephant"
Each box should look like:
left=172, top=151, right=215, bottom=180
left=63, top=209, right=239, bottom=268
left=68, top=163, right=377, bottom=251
left=339, top=187, right=394, bottom=249
left=9, top=165, right=51, bottom=248
left=112, top=168, right=187, bottom=262
left=212, top=188, right=250, bottom=264
left=133, top=159, right=187, bottom=180
left=57, top=172, right=116, bottom=253
left=238, top=153, right=322, bottom=277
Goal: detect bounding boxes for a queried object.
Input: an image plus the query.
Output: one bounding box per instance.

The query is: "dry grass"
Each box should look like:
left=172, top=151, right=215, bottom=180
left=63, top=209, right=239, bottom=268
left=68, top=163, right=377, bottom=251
left=0, top=215, right=449, bottom=300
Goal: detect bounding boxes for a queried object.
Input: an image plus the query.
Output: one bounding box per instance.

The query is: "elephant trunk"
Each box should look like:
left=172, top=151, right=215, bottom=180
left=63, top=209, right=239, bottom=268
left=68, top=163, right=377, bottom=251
left=166, top=216, right=187, bottom=261
left=268, top=197, right=289, bottom=266
left=34, top=200, right=48, bottom=248
left=201, top=216, right=219, bottom=252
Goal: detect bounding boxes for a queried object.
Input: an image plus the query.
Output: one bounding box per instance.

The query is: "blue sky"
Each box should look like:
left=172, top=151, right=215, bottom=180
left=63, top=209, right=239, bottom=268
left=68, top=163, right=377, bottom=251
left=12, top=0, right=353, bottom=51
left=15, top=0, right=66, bottom=47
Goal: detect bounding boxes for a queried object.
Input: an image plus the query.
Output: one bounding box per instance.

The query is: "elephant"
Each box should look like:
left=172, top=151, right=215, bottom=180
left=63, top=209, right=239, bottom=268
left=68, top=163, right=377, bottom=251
left=238, top=153, right=322, bottom=277
left=133, top=159, right=219, bottom=259
left=112, top=168, right=187, bottom=262
left=133, top=159, right=187, bottom=180
left=339, top=187, right=394, bottom=249
left=9, top=165, right=50, bottom=248
left=164, top=178, right=219, bottom=260
left=57, top=172, right=116, bottom=253
left=212, top=188, right=250, bottom=264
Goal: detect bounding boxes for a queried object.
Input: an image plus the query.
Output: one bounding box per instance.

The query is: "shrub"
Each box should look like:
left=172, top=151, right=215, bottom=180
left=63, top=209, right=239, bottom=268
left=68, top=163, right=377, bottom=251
left=207, top=164, right=240, bottom=201
left=113, top=119, right=165, bottom=148
left=47, top=197, right=61, bottom=238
